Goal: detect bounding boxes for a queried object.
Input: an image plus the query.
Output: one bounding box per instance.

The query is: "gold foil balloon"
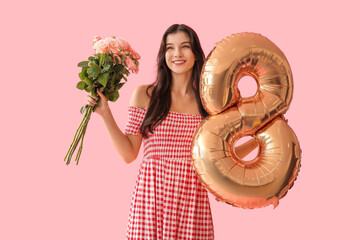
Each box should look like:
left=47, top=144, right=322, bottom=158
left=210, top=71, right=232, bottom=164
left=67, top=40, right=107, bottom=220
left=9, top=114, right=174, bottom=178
left=191, top=33, right=301, bottom=209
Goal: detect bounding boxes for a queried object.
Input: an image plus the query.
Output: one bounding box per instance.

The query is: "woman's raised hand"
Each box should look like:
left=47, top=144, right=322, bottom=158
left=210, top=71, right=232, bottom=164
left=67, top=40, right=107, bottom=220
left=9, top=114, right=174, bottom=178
left=86, top=89, right=111, bottom=118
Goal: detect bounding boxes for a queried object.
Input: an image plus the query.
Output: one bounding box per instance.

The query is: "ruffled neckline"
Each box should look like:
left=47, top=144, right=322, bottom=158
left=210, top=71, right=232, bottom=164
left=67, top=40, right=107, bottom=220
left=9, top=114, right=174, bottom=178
left=129, top=106, right=203, bottom=118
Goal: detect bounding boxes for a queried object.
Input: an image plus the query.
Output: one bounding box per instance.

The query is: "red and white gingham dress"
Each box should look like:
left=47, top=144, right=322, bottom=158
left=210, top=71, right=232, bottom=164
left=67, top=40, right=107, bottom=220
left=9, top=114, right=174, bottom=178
left=124, top=106, right=214, bottom=240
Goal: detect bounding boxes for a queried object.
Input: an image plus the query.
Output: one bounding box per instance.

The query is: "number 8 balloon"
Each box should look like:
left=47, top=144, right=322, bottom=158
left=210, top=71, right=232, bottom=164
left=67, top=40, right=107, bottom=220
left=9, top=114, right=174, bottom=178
left=191, top=33, right=301, bottom=209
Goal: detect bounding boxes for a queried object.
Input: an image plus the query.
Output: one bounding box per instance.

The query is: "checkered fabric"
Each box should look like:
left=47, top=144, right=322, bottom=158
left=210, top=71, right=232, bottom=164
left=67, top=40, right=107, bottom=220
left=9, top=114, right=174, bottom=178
left=124, top=106, right=214, bottom=240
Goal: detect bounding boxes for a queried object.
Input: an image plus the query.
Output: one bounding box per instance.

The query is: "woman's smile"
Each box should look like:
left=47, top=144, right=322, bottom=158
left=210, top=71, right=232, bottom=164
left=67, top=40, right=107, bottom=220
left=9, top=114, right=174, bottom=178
left=172, top=60, right=186, bottom=65
left=165, top=31, right=195, bottom=76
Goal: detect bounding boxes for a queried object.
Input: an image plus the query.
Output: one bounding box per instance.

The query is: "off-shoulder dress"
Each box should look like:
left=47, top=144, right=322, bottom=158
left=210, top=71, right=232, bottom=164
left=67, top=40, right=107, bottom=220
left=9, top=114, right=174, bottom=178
left=124, top=106, right=214, bottom=240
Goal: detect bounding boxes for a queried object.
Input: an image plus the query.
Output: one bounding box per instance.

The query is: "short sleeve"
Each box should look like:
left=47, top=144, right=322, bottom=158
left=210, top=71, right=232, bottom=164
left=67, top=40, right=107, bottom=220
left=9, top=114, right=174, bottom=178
left=124, top=106, right=146, bottom=135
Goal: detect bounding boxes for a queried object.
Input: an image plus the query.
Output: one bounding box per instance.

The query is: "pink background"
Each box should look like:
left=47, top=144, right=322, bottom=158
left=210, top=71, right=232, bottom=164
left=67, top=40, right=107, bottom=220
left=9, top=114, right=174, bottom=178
left=1, top=0, right=359, bottom=239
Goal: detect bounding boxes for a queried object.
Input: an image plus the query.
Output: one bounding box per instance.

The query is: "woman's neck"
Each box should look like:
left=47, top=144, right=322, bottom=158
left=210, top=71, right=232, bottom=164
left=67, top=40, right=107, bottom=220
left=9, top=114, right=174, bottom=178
left=171, top=71, right=194, bottom=96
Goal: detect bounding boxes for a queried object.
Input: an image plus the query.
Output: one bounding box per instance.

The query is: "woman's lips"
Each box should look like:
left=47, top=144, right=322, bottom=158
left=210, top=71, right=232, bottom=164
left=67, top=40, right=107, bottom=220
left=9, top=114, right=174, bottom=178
left=172, top=60, right=186, bottom=65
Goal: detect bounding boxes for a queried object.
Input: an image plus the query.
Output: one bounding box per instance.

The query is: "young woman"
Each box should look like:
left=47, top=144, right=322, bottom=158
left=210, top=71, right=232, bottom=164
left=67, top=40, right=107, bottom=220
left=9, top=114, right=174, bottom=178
left=86, top=24, right=257, bottom=240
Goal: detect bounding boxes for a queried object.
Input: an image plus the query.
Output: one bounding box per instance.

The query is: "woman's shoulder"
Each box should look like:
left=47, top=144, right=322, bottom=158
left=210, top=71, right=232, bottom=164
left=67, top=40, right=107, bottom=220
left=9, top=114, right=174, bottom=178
left=129, top=84, right=153, bottom=109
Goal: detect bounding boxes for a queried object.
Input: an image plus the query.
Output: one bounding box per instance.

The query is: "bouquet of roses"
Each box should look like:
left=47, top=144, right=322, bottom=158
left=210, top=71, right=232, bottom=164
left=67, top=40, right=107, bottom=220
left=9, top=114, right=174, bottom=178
left=64, top=36, right=140, bottom=165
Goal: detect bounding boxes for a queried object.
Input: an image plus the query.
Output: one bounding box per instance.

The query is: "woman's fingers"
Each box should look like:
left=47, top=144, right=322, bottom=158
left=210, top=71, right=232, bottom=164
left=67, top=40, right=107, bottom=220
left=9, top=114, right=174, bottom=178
left=97, top=89, right=106, bottom=101
left=85, top=90, right=111, bottom=112
left=86, top=95, right=98, bottom=106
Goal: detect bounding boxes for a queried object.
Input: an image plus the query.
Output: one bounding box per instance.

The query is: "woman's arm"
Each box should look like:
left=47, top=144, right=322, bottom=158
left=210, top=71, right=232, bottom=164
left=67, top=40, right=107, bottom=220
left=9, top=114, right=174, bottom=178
left=234, top=138, right=258, bottom=159
left=100, top=109, right=142, bottom=164
left=87, top=87, right=146, bottom=164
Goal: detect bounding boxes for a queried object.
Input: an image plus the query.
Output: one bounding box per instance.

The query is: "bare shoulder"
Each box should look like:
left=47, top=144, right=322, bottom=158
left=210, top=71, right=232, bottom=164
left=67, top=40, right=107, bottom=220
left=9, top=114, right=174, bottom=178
left=129, top=84, right=154, bottom=109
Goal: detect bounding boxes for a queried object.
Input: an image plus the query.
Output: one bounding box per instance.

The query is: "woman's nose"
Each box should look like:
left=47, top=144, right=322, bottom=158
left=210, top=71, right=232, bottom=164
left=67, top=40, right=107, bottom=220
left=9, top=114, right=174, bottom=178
left=174, top=47, right=183, bottom=57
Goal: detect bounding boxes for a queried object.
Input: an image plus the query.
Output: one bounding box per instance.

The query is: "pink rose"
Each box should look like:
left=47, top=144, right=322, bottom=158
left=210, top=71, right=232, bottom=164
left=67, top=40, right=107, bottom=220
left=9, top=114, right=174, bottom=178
left=106, top=37, right=120, bottom=54
left=118, top=38, right=131, bottom=51
left=132, top=65, right=139, bottom=74
left=92, top=35, right=102, bottom=46
left=93, top=39, right=108, bottom=54
left=125, top=56, right=139, bottom=73
left=112, top=54, right=122, bottom=64
left=130, top=49, right=141, bottom=60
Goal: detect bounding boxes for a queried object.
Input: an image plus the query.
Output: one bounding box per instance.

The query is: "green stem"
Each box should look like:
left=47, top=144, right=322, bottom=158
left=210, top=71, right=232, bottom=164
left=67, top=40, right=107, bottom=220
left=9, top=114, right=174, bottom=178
left=99, top=53, right=104, bottom=68
left=64, top=106, right=94, bottom=165
left=75, top=122, right=88, bottom=165
left=67, top=107, right=92, bottom=163
left=64, top=107, right=89, bottom=161
left=65, top=112, right=87, bottom=163
left=74, top=107, right=92, bottom=164
left=66, top=118, right=87, bottom=164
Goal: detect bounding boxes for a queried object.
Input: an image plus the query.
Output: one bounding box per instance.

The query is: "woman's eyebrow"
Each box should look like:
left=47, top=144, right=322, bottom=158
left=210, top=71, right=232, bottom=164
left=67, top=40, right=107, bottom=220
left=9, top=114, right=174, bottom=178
left=166, top=41, right=191, bottom=45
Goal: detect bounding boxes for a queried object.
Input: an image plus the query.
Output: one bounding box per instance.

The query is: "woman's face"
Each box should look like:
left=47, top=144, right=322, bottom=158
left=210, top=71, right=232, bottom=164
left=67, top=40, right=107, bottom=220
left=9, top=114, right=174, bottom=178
left=165, top=31, right=195, bottom=76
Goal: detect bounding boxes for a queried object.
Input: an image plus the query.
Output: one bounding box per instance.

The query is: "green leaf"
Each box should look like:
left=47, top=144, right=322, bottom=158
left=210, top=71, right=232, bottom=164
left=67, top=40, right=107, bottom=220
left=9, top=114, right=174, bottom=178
left=110, top=72, right=120, bottom=85
left=113, top=64, right=124, bottom=72
left=87, top=62, right=101, bottom=78
left=90, top=61, right=101, bottom=68
left=87, top=84, right=96, bottom=89
left=104, top=90, right=111, bottom=100
left=88, top=56, right=96, bottom=61
left=101, top=64, right=111, bottom=73
left=76, top=81, right=86, bottom=90
left=110, top=91, right=119, bottom=102
left=109, top=65, right=115, bottom=72
left=106, top=55, right=113, bottom=63
left=80, top=105, right=87, bottom=114
left=84, top=77, right=92, bottom=86
left=120, top=67, right=130, bottom=76
left=82, top=66, right=89, bottom=74
left=87, top=68, right=98, bottom=78
left=85, top=84, right=95, bottom=93
left=105, top=91, right=120, bottom=102
left=115, top=82, right=125, bottom=91
left=79, top=72, right=85, bottom=80
left=79, top=67, right=89, bottom=80
left=99, top=53, right=107, bottom=67
left=97, top=72, right=109, bottom=87
left=78, top=61, right=89, bottom=67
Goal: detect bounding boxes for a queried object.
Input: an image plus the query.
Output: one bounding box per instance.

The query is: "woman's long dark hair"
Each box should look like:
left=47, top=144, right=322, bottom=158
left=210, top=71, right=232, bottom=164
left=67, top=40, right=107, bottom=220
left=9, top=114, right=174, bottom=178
left=140, top=24, right=208, bottom=138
